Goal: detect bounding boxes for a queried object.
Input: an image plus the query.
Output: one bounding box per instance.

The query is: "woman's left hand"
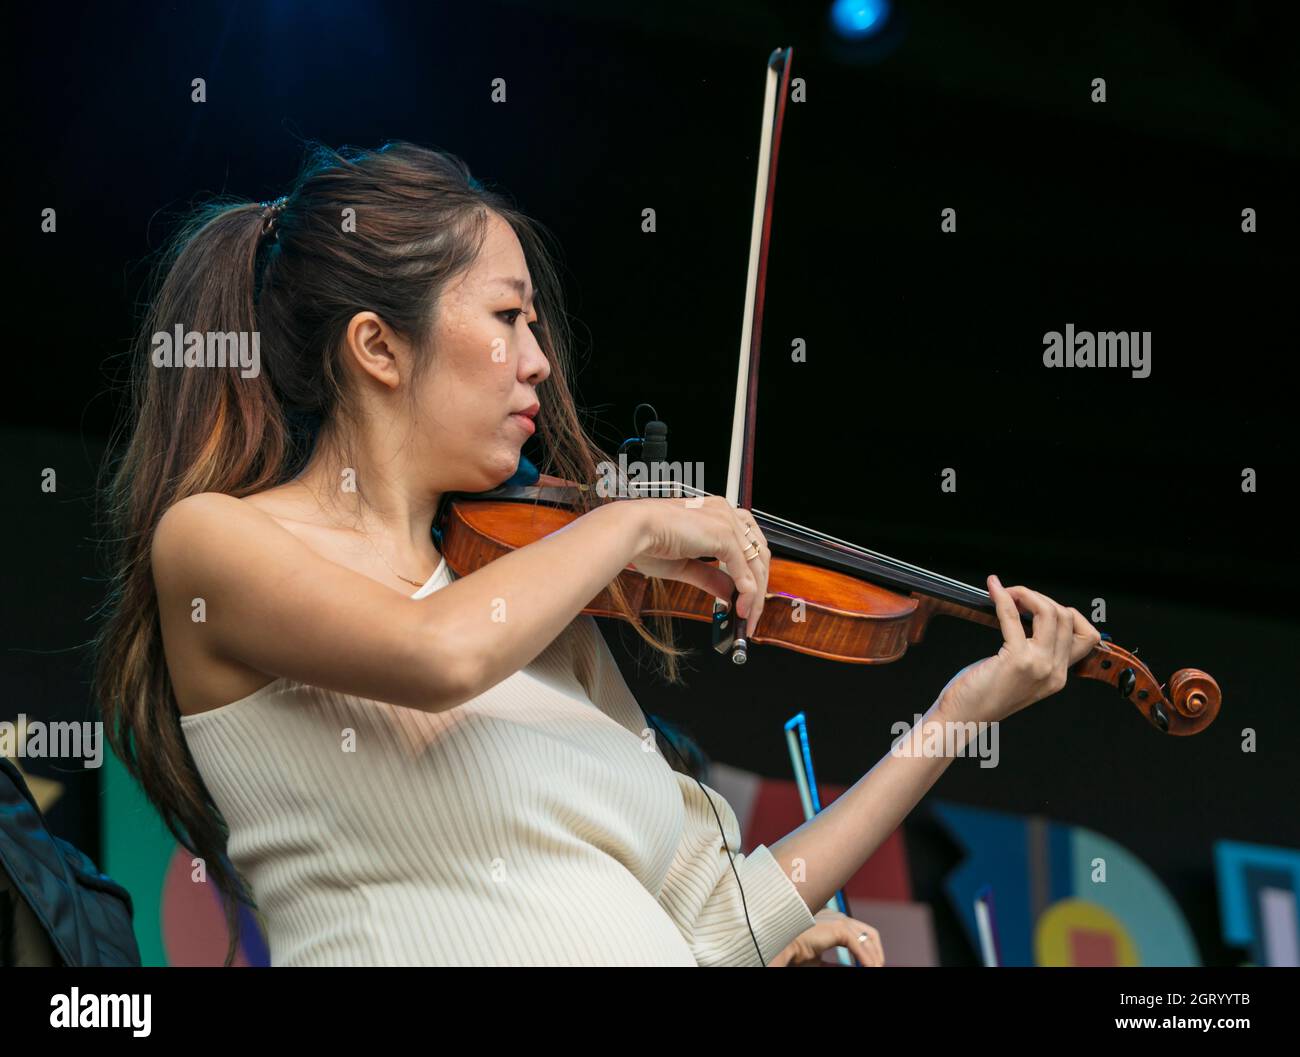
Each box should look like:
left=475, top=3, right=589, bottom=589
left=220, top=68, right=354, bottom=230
left=768, top=909, right=884, bottom=967
left=938, top=575, right=1103, bottom=725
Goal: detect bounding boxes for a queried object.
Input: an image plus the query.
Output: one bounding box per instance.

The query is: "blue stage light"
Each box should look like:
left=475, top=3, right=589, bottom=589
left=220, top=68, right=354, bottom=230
left=829, top=0, right=891, bottom=41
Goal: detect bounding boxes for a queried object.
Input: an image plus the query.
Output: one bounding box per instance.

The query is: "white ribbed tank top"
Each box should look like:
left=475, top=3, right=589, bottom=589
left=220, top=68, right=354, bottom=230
left=179, top=556, right=815, bottom=966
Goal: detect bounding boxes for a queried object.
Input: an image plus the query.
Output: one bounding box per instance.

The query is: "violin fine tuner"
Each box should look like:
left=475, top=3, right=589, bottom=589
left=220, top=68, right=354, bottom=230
left=711, top=595, right=749, bottom=664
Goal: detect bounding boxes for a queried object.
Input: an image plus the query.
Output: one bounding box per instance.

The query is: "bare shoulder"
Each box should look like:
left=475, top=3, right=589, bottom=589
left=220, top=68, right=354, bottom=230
left=153, top=491, right=277, bottom=555
left=155, top=490, right=260, bottom=530
left=150, top=488, right=465, bottom=715
left=150, top=494, right=306, bottom=713
left=151, top=492, right=298, bottom=595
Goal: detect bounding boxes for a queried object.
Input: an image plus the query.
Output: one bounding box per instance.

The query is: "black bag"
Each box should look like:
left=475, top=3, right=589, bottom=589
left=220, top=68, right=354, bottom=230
left=0, top=757, right=141, bottom=966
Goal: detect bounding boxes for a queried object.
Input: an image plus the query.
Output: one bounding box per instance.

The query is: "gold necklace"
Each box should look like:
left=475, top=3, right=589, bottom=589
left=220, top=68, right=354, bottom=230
left=360, top=528, right=436, bottom=588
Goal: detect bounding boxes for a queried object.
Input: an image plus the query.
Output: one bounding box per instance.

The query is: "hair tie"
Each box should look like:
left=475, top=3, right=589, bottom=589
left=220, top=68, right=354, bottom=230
left=260, top=196, right=289, bottom=239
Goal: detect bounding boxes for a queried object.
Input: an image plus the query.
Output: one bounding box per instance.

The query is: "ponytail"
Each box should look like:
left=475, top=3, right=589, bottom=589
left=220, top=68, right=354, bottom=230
left=95, top=199, right=287, bottom=966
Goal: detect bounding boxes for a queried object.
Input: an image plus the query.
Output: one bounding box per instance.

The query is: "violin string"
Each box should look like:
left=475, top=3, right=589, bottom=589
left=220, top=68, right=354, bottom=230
left=753, top=507, right=990, bottom=599
left=618, top=479, right=992, bottom=603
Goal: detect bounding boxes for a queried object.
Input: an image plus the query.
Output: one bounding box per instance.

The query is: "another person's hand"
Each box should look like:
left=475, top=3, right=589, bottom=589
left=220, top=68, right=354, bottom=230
left=769, top=908, right=884, bottom=967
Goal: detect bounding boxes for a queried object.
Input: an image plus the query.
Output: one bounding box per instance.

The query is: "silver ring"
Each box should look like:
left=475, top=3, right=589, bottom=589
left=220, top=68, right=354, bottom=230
left=858, top=932, right=869, bottom=943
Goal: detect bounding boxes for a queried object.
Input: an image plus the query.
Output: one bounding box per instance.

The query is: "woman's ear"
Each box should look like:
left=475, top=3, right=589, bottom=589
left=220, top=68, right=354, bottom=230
left=343, top=311, right=407, bottom=391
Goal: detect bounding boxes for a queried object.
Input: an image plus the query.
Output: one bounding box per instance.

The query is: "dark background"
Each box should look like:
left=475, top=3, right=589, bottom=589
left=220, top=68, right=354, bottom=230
left=9, top=0, right=1298, bottom=965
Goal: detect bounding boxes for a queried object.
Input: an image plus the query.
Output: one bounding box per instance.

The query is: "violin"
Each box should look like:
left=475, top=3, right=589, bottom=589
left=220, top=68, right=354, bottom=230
left=435, top=48, right=1220, bottom=738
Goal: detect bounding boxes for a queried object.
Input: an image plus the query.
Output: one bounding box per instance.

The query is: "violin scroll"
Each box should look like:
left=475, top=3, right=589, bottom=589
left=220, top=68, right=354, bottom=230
left=1072, top=641, right=1220, bottom=736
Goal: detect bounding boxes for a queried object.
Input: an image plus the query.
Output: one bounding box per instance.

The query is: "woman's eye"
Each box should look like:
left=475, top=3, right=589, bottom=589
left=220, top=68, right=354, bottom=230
left=500, top=309, right=543, bottom=338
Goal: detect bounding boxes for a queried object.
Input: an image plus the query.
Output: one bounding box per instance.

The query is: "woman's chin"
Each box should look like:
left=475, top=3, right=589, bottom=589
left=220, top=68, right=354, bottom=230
left=480, top=449, right=525, bottom=489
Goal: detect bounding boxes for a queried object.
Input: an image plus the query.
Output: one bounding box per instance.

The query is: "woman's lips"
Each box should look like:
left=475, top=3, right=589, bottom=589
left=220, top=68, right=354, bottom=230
left=509, top=413, right=536, bottom=436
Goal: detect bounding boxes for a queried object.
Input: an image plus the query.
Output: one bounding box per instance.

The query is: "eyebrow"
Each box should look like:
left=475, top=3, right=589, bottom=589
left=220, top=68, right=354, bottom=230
left=492, top=277, right=534, bottom=304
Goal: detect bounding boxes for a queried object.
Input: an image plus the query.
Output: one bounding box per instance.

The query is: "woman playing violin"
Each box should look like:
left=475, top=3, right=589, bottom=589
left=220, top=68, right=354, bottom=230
left=95, top=141, right=1100, bottom=967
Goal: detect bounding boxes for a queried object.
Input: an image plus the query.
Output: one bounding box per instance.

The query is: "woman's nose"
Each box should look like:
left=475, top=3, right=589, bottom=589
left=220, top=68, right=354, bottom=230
left=521, top=334, right=551, bottom=384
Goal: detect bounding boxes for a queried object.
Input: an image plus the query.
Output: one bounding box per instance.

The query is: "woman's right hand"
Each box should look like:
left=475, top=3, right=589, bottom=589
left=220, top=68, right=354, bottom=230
left=619, top=495, right=770, bottom=630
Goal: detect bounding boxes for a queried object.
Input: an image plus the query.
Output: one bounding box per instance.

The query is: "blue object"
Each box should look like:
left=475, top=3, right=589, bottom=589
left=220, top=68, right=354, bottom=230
left=830, top=0, right=891, bottom=40
left=503, top=454, right=540, bottom=487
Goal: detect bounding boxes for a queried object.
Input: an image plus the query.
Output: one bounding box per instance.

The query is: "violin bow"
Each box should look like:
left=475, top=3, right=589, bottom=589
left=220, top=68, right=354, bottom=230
left=710, top=47, right=792, bottom=663
left=725, top=46, right=793, bottom=512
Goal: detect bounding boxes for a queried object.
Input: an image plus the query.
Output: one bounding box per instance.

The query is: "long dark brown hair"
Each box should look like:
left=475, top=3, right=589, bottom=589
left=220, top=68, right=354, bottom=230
left=94, top=141, right=684, bottom=966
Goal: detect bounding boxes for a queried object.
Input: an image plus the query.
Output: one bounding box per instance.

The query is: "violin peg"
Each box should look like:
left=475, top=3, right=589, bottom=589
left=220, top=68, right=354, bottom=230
left=1118, top=668, right=1137, bottom=697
